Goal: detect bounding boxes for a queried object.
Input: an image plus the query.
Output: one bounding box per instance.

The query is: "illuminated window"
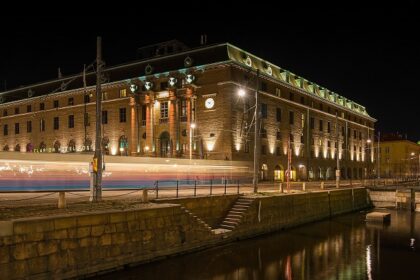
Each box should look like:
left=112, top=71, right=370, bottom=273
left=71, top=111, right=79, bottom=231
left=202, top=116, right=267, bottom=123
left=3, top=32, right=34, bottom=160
left=102, top=91, right=108, bottom=100
left=160, top=101, right=168, bottom=119
left=119, top=89, right=127, bottom=98
left=275, top=88, right=281, bottom=97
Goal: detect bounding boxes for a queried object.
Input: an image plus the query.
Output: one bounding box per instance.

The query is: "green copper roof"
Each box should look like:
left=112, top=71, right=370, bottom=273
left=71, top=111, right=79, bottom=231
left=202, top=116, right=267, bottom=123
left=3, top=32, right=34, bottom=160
left=226, top=43, right=371, bottom=118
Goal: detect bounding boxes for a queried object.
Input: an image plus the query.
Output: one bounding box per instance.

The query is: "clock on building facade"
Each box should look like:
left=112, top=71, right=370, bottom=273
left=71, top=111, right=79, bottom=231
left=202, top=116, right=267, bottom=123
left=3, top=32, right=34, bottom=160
left=205, top=97, right=215, bottom=109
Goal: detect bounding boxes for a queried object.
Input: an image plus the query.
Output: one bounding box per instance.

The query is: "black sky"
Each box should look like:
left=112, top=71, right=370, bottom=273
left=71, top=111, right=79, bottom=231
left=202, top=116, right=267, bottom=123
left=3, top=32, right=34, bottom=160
left=1, top=4, right=419, bottom=141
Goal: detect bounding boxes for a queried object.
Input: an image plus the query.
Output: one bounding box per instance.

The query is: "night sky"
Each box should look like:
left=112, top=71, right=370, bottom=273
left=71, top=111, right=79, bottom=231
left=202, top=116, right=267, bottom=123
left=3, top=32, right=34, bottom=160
left=1, top=5, right=419, bottom=141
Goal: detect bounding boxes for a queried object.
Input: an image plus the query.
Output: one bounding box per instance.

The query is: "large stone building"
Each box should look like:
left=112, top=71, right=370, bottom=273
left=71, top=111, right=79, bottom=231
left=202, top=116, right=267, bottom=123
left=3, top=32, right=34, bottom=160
left=0, top=40, right=376, bottom=181
left=379, top=134, right=420, bottom=178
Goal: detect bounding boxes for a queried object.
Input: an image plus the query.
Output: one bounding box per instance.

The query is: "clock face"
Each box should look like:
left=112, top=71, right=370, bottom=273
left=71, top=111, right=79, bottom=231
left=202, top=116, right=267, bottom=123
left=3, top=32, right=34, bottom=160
left=205, top=98, right=215, bottom=109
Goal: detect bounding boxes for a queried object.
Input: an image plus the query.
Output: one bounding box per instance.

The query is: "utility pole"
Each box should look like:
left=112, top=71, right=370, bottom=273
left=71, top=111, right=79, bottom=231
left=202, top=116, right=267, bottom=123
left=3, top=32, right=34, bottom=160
left=335, top=112, right=340, bottom=188
left=92, top=36, right=103, bottom=202
left=253, top=69, right=260, bottom=193
left=377, top=131, right=380, bottom=179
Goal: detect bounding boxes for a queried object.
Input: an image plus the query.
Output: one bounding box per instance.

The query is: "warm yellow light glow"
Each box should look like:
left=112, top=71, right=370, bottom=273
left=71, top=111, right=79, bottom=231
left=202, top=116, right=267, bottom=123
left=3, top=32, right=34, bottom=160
left=190, top=123, right=196, bottom=129
left=238, top=88, right=246, bottom=97
left=411, top=152, right=415, bottom=156
left=154, top=100, right=160, bottom=108
left=294, top=146, right=300, bottom=156
left=145, top=146, right=150, bottom=151
left=111, top=146, right=117, bottom=156
left=235, top=143, right=241, bottom=152
left=367, top=139, right=372, bottom=144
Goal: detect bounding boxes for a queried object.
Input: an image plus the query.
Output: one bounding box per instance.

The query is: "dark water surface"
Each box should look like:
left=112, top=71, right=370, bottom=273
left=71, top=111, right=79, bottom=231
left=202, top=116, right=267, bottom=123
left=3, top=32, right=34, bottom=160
left=94, top=210, right=420, bottom=279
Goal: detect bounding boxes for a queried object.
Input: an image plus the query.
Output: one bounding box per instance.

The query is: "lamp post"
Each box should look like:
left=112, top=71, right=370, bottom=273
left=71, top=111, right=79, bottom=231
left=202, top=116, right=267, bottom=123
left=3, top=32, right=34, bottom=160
left=237, top=69, right=260, bottom=193
left=367, top=131, right=380, bottom=179
left=335, top=112, right=340, bottom=188
left=189, top=122, right=196, bottom=160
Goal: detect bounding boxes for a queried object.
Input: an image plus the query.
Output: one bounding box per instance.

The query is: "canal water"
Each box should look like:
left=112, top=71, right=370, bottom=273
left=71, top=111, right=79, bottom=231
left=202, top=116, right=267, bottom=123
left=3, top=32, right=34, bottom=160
left=94, top=210, right=420, bottom=280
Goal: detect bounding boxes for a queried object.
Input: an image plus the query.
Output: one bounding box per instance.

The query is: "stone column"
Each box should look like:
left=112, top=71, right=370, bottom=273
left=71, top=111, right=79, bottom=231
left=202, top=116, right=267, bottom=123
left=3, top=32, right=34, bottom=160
left=169, top=90, right=177, bottom=157
left=186, top=87, right=193, bottom=158
left=145, top=94, right=153, bottom=155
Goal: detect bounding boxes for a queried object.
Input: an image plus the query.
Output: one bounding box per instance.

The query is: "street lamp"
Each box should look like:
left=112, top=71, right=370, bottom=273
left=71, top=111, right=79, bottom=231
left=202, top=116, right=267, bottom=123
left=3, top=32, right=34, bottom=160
left=366, top=131, right=380, bottom=179
left=237, top=69, right=260, bottom=193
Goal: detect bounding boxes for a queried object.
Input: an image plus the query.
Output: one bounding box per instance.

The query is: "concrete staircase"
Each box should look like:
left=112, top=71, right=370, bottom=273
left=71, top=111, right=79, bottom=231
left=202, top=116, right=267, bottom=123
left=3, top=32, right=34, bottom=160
left=218, top=196, right=254, bottom=231
left=180, top=206, right=213, bottom=232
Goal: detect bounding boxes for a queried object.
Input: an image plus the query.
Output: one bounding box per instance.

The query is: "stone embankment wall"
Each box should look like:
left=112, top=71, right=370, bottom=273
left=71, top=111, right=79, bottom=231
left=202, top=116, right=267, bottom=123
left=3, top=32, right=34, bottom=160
left=0, top=188, right=370, bottom=279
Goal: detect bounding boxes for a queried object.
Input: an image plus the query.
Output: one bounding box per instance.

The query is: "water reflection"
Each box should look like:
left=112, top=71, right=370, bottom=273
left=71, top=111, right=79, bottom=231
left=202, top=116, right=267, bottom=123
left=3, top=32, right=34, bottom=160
left=94, top=210, right=420, bottom=280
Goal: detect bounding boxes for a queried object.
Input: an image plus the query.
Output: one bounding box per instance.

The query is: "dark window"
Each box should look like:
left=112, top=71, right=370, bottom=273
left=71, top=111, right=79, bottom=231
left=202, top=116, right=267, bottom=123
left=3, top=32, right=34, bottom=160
left=260, top=81, right=267, bottom=92
left=319, top=120, right=323, bottom=131
left=301, top=134, right=304, bottom=143
left=327, top=122, right=331, bottom=133
left=40, top=119, right=45, bottom=132
left=120, top=108, right=127, bottom=123
left=68, top=115, right=75, bottom=128
left=300, top=96, right=305, bottom=105
left=289, top=92, right=294, bottom=101
left=3, top=124, right=8, bottom=136
left=40, top=103, right=45, bottom=110
left=276, top=108, right=282, bottom=122
left=359, top=132, right=363, bottom=140
left=319, top=103, right=323, bottom=111
left=84, top=94, right=90, bottom=103
left=342, top=126, right=345, bottom=136
left=289, top=133, right=294, bottom=143
left=289, top=111, right=294, bottom=125
left=160, top=82, right=168, bottom=90
left=27, top=105, right=32, bottom=113
left=53, top=100, right=59, bottom=108
left=14, top=107, right=19, bottom=114
left=261, top=103, right=267, bottom=119
left=53, top=117, right=59, bottom=130
left=15, top=123, right=19, bottom=134
left=261, top=128, right=267, bottom=138
left=327, top=107, right=331, bottom=113
left=181, top=99, right=187, bottom=117
left=310, top=117, right=315, bottom=129
left=354, top=130, right=357, bottom=139
left=276, top=146, right=281, bottom=156
left=84, top=113, right=90, bottom=126
left=68, top=97, right=74, bottom=106
left=261, top=145, right=266, bottom=155
left=102, top=111, right=108, bottom=124
left=182, top=129, right=187, bottom=137
left=141, top=105, right=147, bottom=124
left=276, top=130, right=281, bottom=140
left=160, top=102, right=169, bottom=119
left=328, top=141, right=331, bottom=148
left=244, top=142, right=249, bottom=153
left=27, top=121, right=32, bottom=133
left=2, top=109, right=7, bottom=117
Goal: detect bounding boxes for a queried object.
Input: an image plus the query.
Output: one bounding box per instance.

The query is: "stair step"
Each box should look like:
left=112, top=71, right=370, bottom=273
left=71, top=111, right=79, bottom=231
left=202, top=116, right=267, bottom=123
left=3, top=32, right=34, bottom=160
left=222, top=221, right=239, bottom=226
left=227, top=214, right=242, bottom=219
left=236, top=202, right=252, bottom=206
left=220, top=224, right=235, bottom=230
left=231, top=207, right=248, bottom=212
left=229, top=210, right=244, bottom=215
left=225, top=217, right=241, bottom=222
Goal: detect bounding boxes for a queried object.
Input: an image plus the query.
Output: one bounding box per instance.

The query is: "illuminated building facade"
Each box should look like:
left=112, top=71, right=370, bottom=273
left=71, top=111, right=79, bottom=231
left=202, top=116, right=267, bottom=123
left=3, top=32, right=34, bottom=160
left=0, top=41, right=376, bottom=181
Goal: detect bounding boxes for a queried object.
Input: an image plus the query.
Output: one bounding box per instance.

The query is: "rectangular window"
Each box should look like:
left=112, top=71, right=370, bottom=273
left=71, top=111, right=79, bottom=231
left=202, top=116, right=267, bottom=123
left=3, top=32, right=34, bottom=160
left=102, top=91, right=108, bottom=100
left=342, top=126, right=345, bottom=136
left=53, top=117, right=59, bottom=130
left=276, top=146, right=281, bottom=156
left=261, top=145, right=266, bottom=155
left=27, top=105, right=32, bottom=113
left=27, top=121, right=32, bottom=133
left=53, top=100, right=59, bottom=108
left=300, top=96, right=305, bottom=105
left=354, top=130, right=357, bottom=139
left=261, top=128, right=267, bottom=138
left=289, top=133, right=294, bottom=143
left=40, top=103, right=45, bottom=110
left=102, top=110, right=108, bottom=124
left=328, top=141, right=331, bottom=148
left=68, top=115, right=75, bottom=128
left=244, top=142, right=249, bottom=153
left=319, top=120, right=323, bottom=132
left=320, top=104, right=323, bottom=111
left=289, top=111, right=294, bottom=125
left=276, top=130, right=281, bottom=140
left=141, top=105, right=147, bottom=126
left=301, top=134, right=304, bottom=144
left=261, top=103, right=268, bottom=119
left=84, top=113, right=90, bottom=126
left=14, top=107, right=19, bottom=114
left=181, top=99, right=187, bottom=117
left=160, top=102, right=169, bottom=119
left=310, top=117, right=314, bottom=129
left=40, top=119, right=45, bottom=132
left=275, top=88, right=281, bottom=97
left=260, top=81, right=267, bottom=92
left=84, top=94, right=90, bottom=103
left=119, top=108, right=127, bottom=123
left=289, top=92, right=294, bottom=101
left=119, top=89, right=127, bottom=98
left=2, top=109, right=7, bottom=117
left=276, top=108, right=282, bottom=122
left=68, top=97, right=74, bottom=106
left=15, top=123, right=19, bottom=134
left=160, top=82, right=168, bottom=90
left=359, top=132, right=363, bottom=140
left=3, top=124, right=8, bottom=136
left=327, top=122, right=331, bottom=133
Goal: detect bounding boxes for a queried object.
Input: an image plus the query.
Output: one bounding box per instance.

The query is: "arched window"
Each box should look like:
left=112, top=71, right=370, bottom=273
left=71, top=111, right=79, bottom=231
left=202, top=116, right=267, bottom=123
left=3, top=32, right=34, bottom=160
left=15, top=144, right=21, bottom=152
left=26, top=143, right=34, bottom=153
left=68, top=140, right=76, bottom=152
left=53, top=141, right=61, bottom=153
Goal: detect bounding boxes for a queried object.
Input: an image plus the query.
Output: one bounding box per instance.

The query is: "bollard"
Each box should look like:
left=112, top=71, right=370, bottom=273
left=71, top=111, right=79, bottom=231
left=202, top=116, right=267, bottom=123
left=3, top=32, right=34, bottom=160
left=176, top=180, right=179, bottom=198
left=320, top=181, right=325, bottom=190
left=224, top=180, right=227, bottom=195
left=194, top=180, right=197, bottom=197
left=210, top=179, right=213, bottom=195
left=302, top=182, right=306, bottom=191
left=279, top=182, right=283, bottom=193
left=58, top=192, right=66, bottom=209
left=142, top=189, right=149, bottom=203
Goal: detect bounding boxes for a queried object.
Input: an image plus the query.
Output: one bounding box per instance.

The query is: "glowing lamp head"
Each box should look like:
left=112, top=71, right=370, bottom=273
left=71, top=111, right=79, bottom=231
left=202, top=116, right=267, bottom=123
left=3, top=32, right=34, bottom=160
left=185, top=74, right=195, bottom=84
left=190, top=123, right=196, bottom=129
left=367, top=139, right=372, bottom=144
left=119, top=147, right=124, bottom=152
left=144, top=81, right=153, bottom=91
left=130, top=84, right=138, bottom=93
left=169, top=77, right=177, bottom=87
left=145, top=146, right=150, bottom=151
left=411, top=152, right=415, bottom=156
left=238, top=88, right=246, bottom=97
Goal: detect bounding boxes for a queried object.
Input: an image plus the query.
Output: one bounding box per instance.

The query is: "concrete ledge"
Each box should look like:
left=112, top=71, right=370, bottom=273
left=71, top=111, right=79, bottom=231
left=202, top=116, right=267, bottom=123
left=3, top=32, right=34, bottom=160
left=366, top=212, right=391, bottom=222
